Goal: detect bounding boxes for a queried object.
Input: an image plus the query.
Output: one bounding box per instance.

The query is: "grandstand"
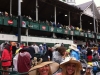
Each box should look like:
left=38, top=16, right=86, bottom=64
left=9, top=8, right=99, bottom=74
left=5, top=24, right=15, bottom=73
left=0, top=0, right=100, bottom=47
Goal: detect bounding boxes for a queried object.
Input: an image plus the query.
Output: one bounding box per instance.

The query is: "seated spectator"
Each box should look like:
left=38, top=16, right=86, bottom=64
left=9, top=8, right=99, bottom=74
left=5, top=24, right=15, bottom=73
left=70, top=25, right=75, bottom=30
left=63, top=25, right=66, bottom=29
left=57, top=22, right=61, bottom=28
left=76, top=27, right=80, bottom=31
left=28, top=16, right=32, bottom=20
left=52, top=22, right=56, bottom=27
left=88, top=29, right=91, bottom=33
left=0, top=11, right=3, bottom=16
left=46, top=20, right=50, bottom=25
left=66, top=26, right=70, bottom=30
left=60, top=24, right=63, bottom=28
left=79, top=28, right=82, bottom=31
left=5, top=11, right=8, bottom=17
left=49, top=21, right=53, bottom=26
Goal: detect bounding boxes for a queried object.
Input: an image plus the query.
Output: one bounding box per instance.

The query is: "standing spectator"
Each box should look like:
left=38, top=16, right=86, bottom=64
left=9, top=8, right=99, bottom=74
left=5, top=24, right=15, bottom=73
left=48, top=47, right=53, bottom=61
left=87, top=48, right=92, bottom=62
left=69, top=44, right=80, bottom=60
left=17, top=48, right=31, bottom=75
left=98, top=47, right=100, bottom=60
left=32, top=43, right=40, bottom=54
left=11, top=42, right=17, bottom=55
left=81, top=47, right=87, bottom=59
left=39, top=44, right=44, bottom=55
left=77, top=45, right=81, bottom=51
left=52, top=44, right=62, bottom=63
left=92, top=47, right=99, bottom=61
left=98, top=47, right=100, bottom=56
left=1, top=44, right=12, bottom=75
left=84, top=65, right=93, bottom=75
left=43, top=43, right=47, bottom=55
left=27, top=43, right=35, bottom=59
left=40, top=44, right=52, bottom=62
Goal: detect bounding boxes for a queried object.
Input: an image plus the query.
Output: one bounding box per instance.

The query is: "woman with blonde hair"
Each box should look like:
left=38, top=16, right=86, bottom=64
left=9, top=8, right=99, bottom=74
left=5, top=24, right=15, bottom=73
left=28, top=57, right=59, bottom=75
left=56, top=57, right=82, bottom=75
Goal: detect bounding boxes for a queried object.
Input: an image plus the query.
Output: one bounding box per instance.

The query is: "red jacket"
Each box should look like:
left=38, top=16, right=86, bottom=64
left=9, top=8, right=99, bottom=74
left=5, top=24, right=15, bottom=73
left=1, top=49, right=12, bottom=67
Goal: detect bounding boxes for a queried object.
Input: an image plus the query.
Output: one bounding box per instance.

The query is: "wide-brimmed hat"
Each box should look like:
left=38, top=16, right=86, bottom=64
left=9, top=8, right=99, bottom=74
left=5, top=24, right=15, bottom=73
left=60, top=57, right=82, bottom=70
left=87, top=65, right=92, bottom=69
left=5, top=11, right=8, bottom=15
left=28, top=58, right=59, bottom=75
left=53, top=43, right=61, bottom=50
left=69, top=44, right=78, bottom=51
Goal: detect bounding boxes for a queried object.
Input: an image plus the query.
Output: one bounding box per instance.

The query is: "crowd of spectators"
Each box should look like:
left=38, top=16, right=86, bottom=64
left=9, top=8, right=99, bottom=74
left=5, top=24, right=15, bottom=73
left=0, top=41, right=100, bottom=75
left=0, top=11, right=95, bottom=34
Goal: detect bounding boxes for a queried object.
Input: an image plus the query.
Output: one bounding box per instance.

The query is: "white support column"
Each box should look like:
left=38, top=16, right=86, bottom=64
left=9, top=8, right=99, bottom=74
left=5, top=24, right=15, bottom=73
left=80, top=13, right=83, bottom=29
left=10, top=0, right=12, bottom=15
left=69, top=11, right=70, bottom=26
left=72, top=36, right=73, bottom=41
left=54, top=6, right=56, bottom=25
left=96, top=20, right=99, bottom=33
left=36, top=0, right=38, bottom=21
left=18, top=0, right=22, bottom=44
left=92, top=0, right=96, bottom=33
left=92, top=0, right=97, bottom=43
left=26, top=29, right=29, bottom=46
left=18, top=0, right=21, bottom=16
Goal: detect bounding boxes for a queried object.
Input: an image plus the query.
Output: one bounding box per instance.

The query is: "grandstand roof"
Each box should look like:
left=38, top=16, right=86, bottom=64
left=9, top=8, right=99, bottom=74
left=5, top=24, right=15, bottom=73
left=77, top=1, right=92, bottom=11
left=77, top=1, right=100, bottom=19
left=0, top=0, right=82, bottom=16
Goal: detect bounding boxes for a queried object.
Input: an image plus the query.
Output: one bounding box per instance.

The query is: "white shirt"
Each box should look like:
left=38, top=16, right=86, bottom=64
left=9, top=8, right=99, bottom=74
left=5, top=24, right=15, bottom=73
left=32, top=45, right=40, bottom=53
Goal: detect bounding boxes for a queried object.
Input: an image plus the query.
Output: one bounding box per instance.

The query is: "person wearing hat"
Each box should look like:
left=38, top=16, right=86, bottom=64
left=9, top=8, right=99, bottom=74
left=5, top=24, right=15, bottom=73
left=69, top=44, right=80, bottom=61
left=28, top=57, right=59, bottom=75
left=52, top=44, right=61, bottom=63
left=56, top=57, right=82, bottom=75
left=84, top=65, right=93, bottom=75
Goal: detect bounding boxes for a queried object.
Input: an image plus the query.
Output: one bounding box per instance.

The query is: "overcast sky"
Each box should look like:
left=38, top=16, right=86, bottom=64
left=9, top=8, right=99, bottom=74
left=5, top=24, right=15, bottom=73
left=75, top=0, right=100, bottom=7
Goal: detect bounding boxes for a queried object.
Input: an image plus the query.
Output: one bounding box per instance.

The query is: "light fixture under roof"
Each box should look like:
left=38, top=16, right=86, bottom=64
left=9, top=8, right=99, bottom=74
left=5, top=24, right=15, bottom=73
left=20, top=0, right=23, bottom=2
left=65, top=14, right=67, bottom=16
left=90, top=23, right=92, bottom=24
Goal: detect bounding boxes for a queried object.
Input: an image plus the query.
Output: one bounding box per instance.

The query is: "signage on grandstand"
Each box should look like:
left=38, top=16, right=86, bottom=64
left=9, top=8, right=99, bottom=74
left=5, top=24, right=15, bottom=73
left=71, top=31, right=73, bottom=35
left=50, top=27, right=54, bottom=32
left=74, top=31, right=80, bottom=35
left=8, top=20, right=13, bottom=25
left=65, top=30, right=68, bottom=34
left=33, top=25, right=39, bottom=29
left=42, top=26, right=46, bottom=30
left=57, top=28, right=63, bottom=33
left=85, top=33, right=87, bottom=37
left=80, top=32, right=84, bottom=36
left=22, top=21, right=26, bottom=27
